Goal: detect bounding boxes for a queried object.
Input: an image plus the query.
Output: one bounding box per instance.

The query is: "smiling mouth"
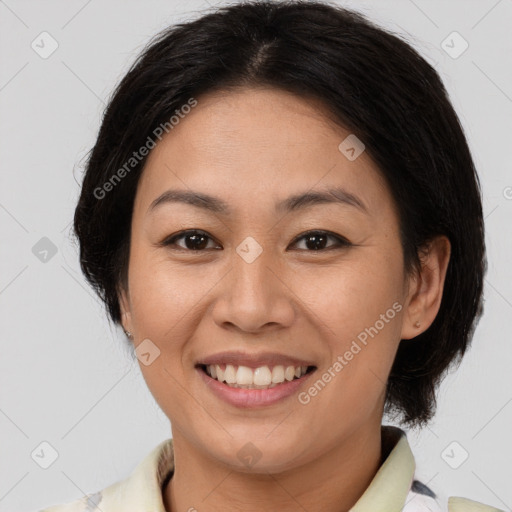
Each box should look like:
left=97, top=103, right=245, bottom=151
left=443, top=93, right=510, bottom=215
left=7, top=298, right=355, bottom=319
left=197, top=363, right=317, bottom=389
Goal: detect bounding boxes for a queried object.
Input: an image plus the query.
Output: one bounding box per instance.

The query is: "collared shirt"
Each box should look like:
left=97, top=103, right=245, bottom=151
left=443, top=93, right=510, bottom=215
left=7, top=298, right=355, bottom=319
left=38, top=425, right=502, bottom=512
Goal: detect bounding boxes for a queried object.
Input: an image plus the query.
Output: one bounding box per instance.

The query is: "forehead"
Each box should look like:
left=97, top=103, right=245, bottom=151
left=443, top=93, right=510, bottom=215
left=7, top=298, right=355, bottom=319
left=134, top=87, right=394, bottom=220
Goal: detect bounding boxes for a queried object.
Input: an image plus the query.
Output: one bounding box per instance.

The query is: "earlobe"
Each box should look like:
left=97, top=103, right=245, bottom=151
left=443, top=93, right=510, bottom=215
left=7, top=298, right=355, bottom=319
left=121, top=311, right=133, bottom=338
left=400, top=236, right=451, bottom=340
left=119, top=289, right=133, bottom=336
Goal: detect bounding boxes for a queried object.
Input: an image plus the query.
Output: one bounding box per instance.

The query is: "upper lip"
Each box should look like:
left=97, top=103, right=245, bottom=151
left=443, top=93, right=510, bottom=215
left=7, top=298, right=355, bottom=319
left=196, top=351, right=317, bottom=369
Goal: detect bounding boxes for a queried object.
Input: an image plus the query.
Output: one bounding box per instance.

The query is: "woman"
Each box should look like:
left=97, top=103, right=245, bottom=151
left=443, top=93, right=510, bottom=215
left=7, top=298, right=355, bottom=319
left=39, top=1, right=500, bottom=511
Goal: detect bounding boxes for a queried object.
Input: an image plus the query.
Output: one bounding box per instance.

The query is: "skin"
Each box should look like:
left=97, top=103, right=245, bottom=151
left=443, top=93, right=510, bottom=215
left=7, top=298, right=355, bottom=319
left=119, top=86, right=451, bottom=512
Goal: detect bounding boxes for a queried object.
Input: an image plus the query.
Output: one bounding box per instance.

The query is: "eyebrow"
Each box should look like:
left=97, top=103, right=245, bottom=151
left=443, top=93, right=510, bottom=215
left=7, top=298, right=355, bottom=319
left=148, top=186, right=369, bottom=216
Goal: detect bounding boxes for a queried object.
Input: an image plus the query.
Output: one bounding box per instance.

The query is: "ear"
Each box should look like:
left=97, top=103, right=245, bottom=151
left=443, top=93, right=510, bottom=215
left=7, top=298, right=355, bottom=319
left=400, top=235, right=451, bottom=340
left=118, top=285, right=133, bottom=336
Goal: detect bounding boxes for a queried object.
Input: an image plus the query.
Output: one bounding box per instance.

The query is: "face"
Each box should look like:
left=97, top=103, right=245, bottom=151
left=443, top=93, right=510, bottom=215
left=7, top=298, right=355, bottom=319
left=120, top=86, right=419, bottom=472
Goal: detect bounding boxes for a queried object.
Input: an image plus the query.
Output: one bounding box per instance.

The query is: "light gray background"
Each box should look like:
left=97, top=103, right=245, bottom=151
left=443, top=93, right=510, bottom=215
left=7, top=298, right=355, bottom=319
left=1, top=0, right=511, bottom=511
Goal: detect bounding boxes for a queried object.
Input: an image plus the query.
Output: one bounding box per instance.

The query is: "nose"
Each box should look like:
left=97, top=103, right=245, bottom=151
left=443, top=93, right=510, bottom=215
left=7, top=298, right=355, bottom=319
left=211, top=245, right=296, bottom=334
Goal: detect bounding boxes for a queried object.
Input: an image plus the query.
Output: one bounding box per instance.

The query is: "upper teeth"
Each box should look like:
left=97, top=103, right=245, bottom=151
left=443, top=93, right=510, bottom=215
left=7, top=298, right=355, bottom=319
left=206, top=364, right=308, bottom=388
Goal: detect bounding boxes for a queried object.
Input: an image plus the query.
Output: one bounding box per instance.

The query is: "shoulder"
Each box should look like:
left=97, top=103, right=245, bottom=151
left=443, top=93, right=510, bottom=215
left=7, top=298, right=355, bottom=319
left=404, top=479, right=504, bottom=512
left=447, top=496, right=505, bottom=512
left=37, top=438, right=174, bottom=512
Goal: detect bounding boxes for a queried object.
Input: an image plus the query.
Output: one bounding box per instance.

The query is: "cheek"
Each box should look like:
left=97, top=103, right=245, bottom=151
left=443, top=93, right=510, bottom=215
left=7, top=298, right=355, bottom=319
left=126, top=253, right=198, bottom=414
left=299, top=252, right=404, bottom=391
left=127, top=247, right=207, bottom=335
left=297, top=252, right=404, bottom=335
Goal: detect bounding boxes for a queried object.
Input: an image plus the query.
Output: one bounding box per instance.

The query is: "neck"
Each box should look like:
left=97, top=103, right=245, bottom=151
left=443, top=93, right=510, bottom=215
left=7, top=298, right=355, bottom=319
left=163, top=420, right=384, bottom=512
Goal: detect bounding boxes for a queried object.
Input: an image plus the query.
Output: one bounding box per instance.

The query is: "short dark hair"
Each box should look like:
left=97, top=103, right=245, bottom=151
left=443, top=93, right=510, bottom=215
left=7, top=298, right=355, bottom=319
left=73, top=0, right=486, bottom=428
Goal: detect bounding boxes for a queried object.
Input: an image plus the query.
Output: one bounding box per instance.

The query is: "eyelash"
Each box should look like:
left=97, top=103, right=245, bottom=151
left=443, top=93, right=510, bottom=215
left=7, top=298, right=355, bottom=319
left=159, top=229, right=352, bottom=252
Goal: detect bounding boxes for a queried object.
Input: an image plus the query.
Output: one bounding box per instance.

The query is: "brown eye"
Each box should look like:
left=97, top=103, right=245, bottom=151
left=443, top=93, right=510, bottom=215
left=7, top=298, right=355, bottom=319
left=289, top=230, right=351, bottom=251
left=162, top=230, right=220, bottom=251
left=160, top=229, right=351, bottom=252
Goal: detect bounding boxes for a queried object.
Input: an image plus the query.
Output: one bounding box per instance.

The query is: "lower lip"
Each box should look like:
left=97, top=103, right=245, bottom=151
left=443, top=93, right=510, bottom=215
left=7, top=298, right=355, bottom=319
left=196, top=366, right=316, bottom=408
